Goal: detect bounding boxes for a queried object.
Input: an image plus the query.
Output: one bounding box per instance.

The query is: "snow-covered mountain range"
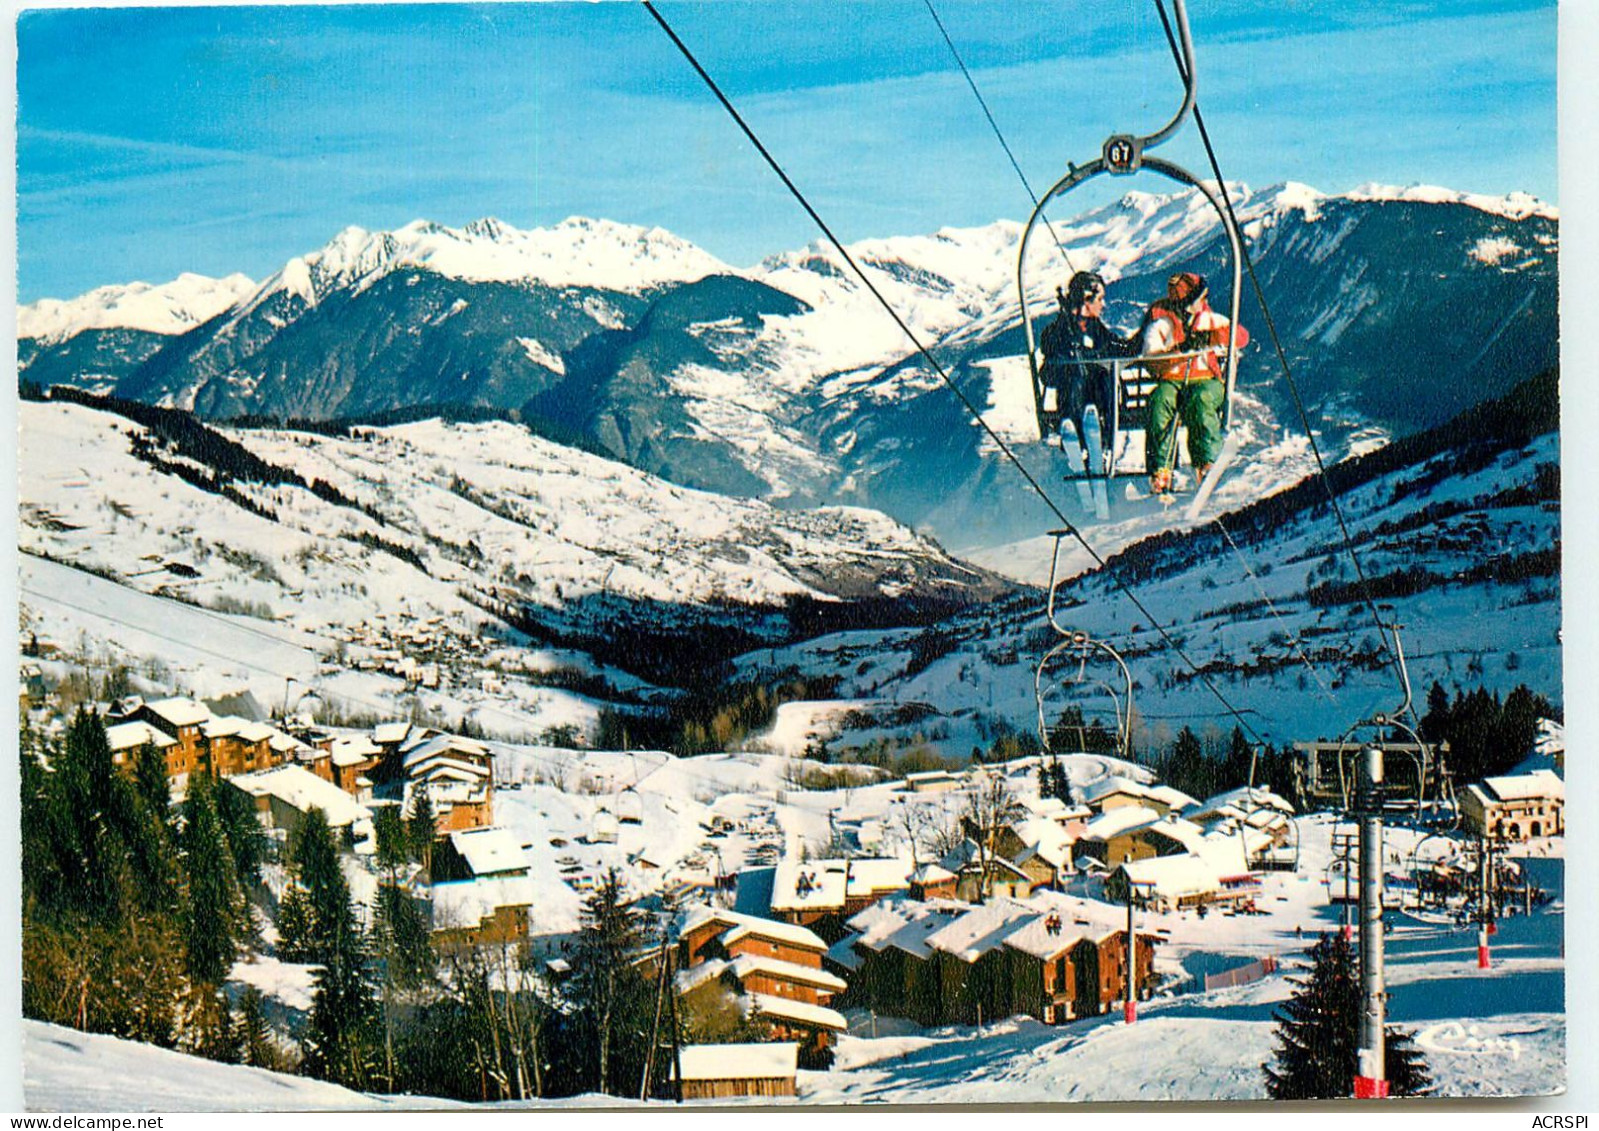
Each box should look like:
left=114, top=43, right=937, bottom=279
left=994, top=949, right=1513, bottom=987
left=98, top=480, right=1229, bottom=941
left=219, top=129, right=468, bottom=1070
left=18, top=390, right=1014, bottom=723
left=19, top=183, right=1558, bottom=550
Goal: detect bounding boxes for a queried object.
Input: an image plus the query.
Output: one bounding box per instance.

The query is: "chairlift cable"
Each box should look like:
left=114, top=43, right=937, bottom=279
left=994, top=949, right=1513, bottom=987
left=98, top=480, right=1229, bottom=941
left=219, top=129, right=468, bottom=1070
left=643, top=0, right=1269, bottom=750
left=920, top=0, right=1077, bottom=271
left=1151, top=0, right=1406, bottom=698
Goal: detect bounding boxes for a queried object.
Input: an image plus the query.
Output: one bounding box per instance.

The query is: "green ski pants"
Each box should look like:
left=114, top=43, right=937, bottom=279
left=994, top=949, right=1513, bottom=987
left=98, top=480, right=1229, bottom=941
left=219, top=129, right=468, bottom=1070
left=1146, top=378, right=1226, bottom=475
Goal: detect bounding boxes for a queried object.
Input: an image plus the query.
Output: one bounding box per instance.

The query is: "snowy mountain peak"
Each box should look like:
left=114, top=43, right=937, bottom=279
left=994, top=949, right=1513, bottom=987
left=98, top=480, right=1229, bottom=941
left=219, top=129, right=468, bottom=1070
left=18, top=272, right=258, bottom=344
left=1346, top=183, right=1557, bottom=221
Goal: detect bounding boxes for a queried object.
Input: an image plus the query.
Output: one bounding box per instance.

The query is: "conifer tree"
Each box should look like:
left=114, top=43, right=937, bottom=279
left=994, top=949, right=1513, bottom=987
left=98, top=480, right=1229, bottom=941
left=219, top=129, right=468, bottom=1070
left=1263, top=932, right=1432, bottom=1099
left=181, top=772, right=243, bottom=986
left=407, top=790, right=437, bottom=875
left=373, top=805, right=409, bottom=878
left=214, top=778, right=269, bottom=887
left=291, top=807, right=350, bottom=964
left=566, top=871, right=655, bottom=1096
left=300, top=891, right=380, bottom=1089
left=275, top=885, right=316, bottom=963
left=237, top=985, right=282, bottom=1070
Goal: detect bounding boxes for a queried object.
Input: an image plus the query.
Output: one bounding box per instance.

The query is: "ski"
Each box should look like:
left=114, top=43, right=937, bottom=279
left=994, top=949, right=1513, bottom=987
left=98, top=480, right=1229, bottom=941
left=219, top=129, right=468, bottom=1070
left=1059, top=423, right=1096, bottom=514
left=1081, top=406, right=1111, bottom=520
left=1184, top=430, right=1242, bottom=521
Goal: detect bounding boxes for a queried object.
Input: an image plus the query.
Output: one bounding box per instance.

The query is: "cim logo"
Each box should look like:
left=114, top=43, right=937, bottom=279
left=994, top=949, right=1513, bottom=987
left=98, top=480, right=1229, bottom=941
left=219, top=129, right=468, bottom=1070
left=1531, top=1118, right=1589, bottom=1128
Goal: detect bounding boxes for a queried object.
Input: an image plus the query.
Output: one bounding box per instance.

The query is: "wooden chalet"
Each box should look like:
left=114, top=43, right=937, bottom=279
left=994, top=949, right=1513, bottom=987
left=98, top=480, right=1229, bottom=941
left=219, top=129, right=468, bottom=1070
left=838, top=896, right=1158, bottom=1028
left=430, top=826, right=531, bottom=884
left=677, top=1043, right=799, bottom=1100
left=676, top=907, right=846, bottom=1066
left=908, top=863, right=958, bottom=900
left=202, top=715, right=279, bottom=777
left=230, top=763, right=374, bottom=846
left=430, top=876, right=533, bottom=947
left=132, top=697, right=211, bottom=785
left=766, top=856, right=913, bottom=942
left=328, top=734, right=382, bottom=797
left=403, top=732, right=495, bottom=832
left=104, top=720, right=177, bottom=776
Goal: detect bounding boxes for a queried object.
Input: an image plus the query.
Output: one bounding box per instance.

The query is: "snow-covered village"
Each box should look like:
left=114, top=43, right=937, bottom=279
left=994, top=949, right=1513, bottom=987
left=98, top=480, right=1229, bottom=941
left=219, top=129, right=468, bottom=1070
left=10, top=0, right=1581, bottom=1116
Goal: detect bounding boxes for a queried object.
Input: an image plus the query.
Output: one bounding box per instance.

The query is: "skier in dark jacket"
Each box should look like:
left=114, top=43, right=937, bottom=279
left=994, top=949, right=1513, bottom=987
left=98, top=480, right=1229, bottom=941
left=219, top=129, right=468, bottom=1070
left=1039, top=271, right=1137, bottom=451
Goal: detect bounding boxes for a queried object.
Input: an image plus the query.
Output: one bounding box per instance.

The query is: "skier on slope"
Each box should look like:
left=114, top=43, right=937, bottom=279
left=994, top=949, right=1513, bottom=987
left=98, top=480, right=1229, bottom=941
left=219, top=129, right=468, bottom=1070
left=1140, top=271, right=1249, bottom=495
left=1039, top=271, right=1138, bottom=456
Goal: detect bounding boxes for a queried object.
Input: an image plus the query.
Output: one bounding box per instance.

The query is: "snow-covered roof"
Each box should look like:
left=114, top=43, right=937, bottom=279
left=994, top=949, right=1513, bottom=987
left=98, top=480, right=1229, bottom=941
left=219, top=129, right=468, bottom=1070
left=747, top=992, right=847, bottom=1033
left=104, top=720, right=176, bottom=753
left=924, top=900, right=1035, bottom=963
left=678, top=1042, right=798, bottom=1082
left=1186, top=785, right=1296, bottom=820
left=1479, top=769, right=1564, bottom=803
left=1081, top=775, right=1161, bottom=807
left=403, top=732, right=490, bottom=768
left=142, top=697, right=210, bottom=727
left=1145, top=785, right=1200, bottom=812
left=1000, top=914, right=1082, bottom=960
left=1145, top=817, right=1209, bottom=855
left=202, top=715, right=275, bottom=743
left=769, top=856, right=912, bottom=912
left=268, top=731, right=309, bottom=754
left=448, top=826, right=530, bottom=877
left=408, top=754, right=491, bottom=782
left=676, top=957, right=730, bottom=994
left=373, top=721, right=412, bottom=745
left=431, top=876, right=535, bottom=931
left=1080, top=805, right=1163, bottom=842
left=910, top=863, right=956, bottom=884
left=1012, top=817, right=1076, bottom=869
left=679, top=906, right=828, bottom=953
left=729, top=954, right=847, bottom=993
left=329, top=734, right=381, bottom=766
left=1119, top=854, right=1222, bottom=899
left=230, top=764, right=371, bottom=829
left=878, top=907, right=958, bottom=959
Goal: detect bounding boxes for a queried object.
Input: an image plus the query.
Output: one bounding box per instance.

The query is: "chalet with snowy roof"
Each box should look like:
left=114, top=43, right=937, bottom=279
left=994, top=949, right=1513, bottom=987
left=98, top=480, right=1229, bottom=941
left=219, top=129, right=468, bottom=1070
left=295, top=745, right=336, bottom=784
left=1081, top=776, right=1186, bottom=817
left=403, top=733, right=495, bottom=833
left=940, top=840, right=1035, bottom=902
left=677, top=1042, right=799, bottom=1100
left=838, top=895, right=1157, bottom=1028
left=1019, top=793, right=1093, bottom=828
left=675, top=907, right=846, bottom=1065
left=104, top=719, right=177, bottom=774
left=430, top=876, right=534, bottom=947
left=908, top=863, right=958, bottom=900
left=328, top=734, right=382, bottom=797
left=767, top=856, right=913, bottom=941
left=902, top=769, right=963, bottom=794
left=202, top=715, right=279, bottom=777
left=132, top=696, right=211, bottom=784
left=1184, top=785, right=1296, bottom=826
left=430, top=826, right=531, bottom=884
left=1073, top=805, right=1167, bottom=867
left=832, top=899, right=958, bottom=1022
left=1460, top=769, right=1564, bottom=841
left=230, top=763, right=374, bottom=846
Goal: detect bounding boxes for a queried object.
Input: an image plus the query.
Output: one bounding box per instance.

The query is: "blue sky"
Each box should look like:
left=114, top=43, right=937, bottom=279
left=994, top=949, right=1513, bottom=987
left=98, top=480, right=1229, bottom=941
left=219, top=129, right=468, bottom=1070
left=14, top=0, right=1557, bottom=302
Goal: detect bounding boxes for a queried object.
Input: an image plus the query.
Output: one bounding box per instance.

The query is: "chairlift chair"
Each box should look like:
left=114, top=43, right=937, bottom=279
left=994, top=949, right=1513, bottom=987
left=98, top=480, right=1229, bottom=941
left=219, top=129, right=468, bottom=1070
left=1016, top=0, right=1246, bottom=514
